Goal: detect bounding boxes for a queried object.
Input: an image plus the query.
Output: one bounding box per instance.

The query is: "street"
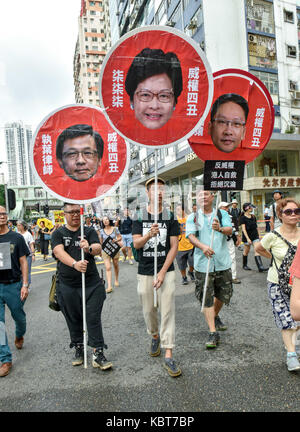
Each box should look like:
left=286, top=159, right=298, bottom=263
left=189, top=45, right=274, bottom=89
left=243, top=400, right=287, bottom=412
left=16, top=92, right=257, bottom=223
left=1, top=249, right=300, bottom=413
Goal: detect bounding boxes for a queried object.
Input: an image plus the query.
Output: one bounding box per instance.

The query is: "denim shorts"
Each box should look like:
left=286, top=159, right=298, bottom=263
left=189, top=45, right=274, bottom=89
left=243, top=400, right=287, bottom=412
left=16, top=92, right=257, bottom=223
left=195, top=269, right=233, bottom=308
left=121, top=233, right=133, bottom=247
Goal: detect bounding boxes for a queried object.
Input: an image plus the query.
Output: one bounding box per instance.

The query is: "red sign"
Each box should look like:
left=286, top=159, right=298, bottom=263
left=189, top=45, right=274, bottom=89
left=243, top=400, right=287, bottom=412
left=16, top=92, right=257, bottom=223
left=99, top=26, right=213, bottom=148
left=188, top=69, right=275, bottom=163
left=30, top=105, right=129, bottom=204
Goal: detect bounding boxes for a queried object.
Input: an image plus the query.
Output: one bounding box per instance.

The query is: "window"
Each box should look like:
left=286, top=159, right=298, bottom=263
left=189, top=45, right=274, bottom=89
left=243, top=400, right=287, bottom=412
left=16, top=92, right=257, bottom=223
left=91, top=28, right=97, bottom=32
left=284, top=10, right=294, bottom=23
left=287, top=45, right=297, bottom=58
left=92, top=37, right=98, bottom=41
left=246, top=0, right=275, bottom=33
left=251, top=150, right=300, bottom=177
left=248, top=34, right=277, bottom=69
left=251, top=70, right=278, bottom=95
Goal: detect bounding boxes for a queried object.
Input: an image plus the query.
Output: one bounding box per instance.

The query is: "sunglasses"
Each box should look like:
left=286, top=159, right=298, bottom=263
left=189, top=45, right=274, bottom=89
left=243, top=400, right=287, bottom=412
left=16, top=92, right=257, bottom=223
left=281, top=208, right=300, bottom=216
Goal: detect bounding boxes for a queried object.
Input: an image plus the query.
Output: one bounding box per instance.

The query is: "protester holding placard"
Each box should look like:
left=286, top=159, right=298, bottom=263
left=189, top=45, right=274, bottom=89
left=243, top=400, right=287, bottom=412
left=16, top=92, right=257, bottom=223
left=0, top=206, right=29, bottom=377
left=186, top=190, right=233, bottom=349
left=99, top=216, right=122, bottom=293
left=132, top=177, right=181, bottom=377
left=51, top=203, right=112, bottom=371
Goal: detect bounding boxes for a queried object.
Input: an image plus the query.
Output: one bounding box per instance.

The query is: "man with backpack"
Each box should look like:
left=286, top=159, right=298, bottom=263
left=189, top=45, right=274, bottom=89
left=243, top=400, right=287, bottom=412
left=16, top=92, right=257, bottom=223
left=186, top=190, right=233, bottom=349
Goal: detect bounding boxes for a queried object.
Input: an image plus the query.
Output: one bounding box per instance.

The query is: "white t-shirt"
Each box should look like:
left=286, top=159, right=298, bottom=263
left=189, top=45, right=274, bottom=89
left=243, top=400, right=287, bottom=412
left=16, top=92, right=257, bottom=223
left=22, top=231, right=35, bottom=254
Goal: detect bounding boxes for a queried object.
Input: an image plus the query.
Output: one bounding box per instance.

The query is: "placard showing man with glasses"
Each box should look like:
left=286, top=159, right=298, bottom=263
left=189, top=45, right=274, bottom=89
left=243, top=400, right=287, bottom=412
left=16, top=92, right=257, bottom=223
left=208, top=93, right=249, bottom=153
left=56, top=124, right=104, bottom=182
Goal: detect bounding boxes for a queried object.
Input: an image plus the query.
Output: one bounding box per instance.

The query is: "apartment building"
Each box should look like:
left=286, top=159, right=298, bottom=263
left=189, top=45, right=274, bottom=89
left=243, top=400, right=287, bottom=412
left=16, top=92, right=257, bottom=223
left=110, top=0, right=300, bottom=216
left=73, top=0, right=111, bottom=106
left=5, top=121, right=34, bottom=186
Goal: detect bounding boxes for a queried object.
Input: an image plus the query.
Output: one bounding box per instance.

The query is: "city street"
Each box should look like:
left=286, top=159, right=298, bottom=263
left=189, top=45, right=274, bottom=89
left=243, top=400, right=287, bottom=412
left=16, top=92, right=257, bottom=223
left=1, top=249, right=300, bottom=413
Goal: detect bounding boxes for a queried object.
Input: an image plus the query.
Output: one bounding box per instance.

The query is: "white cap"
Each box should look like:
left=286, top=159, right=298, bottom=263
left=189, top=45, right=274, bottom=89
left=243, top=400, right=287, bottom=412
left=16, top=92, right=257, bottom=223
left=231, top=199, right=238, bottom=204
left=218, top=201, right=232, bottom=209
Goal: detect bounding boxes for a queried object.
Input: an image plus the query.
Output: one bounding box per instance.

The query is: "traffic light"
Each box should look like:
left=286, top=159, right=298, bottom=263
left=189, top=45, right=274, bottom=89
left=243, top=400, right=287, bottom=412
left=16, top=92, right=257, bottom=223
left=7, top=189, right=16, bottom=211
left=34, top=203, right=40, bottom=212
left=44, top=204, right=49, bottom=216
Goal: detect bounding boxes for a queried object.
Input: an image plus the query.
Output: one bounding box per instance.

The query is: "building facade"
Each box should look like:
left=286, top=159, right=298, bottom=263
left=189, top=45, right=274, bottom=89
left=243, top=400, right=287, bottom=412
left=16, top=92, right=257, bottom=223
left=110, top=0, right=300, bottom=217
left=4, top=121, right=34, bottom=186
left=73, top=0, right=112, bottom=106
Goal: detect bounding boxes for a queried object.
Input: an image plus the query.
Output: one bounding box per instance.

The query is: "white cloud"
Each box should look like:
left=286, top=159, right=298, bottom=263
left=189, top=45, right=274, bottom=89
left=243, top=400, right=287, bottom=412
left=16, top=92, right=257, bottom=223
left=0, top=0, right=80, bottom=132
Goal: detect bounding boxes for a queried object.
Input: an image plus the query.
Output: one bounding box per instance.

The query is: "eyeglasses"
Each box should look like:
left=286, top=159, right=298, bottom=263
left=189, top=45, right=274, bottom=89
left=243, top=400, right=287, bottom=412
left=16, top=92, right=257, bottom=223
left=134, top=89, right=174, bottom=103
left=64, top=210, right=81, bottom=216
left=62, top=150, right=98, bottom=160
left=212, top=118, right=246, bottom=129
left=281, top=208, right=300, bottom=216
left=0, top=212, right=7, bottom=216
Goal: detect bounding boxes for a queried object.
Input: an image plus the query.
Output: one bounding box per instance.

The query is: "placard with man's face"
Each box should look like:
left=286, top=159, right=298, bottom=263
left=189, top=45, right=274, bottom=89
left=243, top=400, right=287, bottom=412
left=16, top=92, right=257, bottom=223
left=188, top=69, right=274, bottom=163
left=30, top=105, right=129, bottom=204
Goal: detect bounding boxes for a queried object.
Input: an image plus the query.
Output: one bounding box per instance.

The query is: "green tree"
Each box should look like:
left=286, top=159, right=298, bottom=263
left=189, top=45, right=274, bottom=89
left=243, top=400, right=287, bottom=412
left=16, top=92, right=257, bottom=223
left=0, top=185, right=5, bottom=207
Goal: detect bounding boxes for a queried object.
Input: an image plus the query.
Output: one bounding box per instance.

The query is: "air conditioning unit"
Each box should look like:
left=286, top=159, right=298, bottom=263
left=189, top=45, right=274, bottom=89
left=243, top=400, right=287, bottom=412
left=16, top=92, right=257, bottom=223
left=131, top=151, right=138, bottom=159
left=129, top=168, right=134, bottom=176
left=291, top=115, right=300, bottom=125
left=166, top=20, right=175, bottom=27
left=289, top=80, right=297, bottom=91
left=142, top=167, right=150, bottom=175
left=292, top=91, right=300, bottom=100
left=188, top=18, right=197, bottom=30
left=248, top=34, right=257, bottom=43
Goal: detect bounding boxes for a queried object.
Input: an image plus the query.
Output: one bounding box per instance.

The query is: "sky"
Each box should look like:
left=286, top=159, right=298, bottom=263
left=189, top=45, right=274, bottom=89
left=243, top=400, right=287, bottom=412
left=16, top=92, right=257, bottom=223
left=0, top=0, right=81, bottom=165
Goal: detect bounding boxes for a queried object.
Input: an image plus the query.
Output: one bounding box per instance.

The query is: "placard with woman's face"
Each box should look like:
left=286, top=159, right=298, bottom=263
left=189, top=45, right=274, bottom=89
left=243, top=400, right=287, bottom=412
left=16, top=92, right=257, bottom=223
left=188, top=69, right=274, bottom=163
left=99, top=26, right=213, bottom=148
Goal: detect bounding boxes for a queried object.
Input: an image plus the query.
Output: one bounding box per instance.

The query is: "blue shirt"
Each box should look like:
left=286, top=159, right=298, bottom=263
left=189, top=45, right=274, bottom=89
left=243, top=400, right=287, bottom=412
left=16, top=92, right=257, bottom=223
left=186, top=208, right=232, bottom=273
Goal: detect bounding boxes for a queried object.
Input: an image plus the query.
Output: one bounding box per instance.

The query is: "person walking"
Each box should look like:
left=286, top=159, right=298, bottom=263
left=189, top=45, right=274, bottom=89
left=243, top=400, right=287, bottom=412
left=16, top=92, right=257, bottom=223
left=290, top=242, right=300, bottom=321
left=132, top=177, right=181, bottom=377
left=0, top=206, right=29, bottom=377
left=256, top=198, right=300, bottom=372
left=38, top=220, right=50, bottom=260
left=17, top=221, right=35, bottom=291
left=51, top=203, right=112, bottom=370
left=228, top=199, right=241, bottom=232
left=186, top=190, right=233, bottom=349
left=99, top=216, right=122, bottom=293
left=218, top=202, right=241, bottom=284
left=240, top=202, right=268, bottom=272
left=116, top=208, right=134, bottom=264
left=270, top=189, right=283, bottom=231
left=175, top=204, right=195, bottom=285
left=264, top=204, right=271, bottom=233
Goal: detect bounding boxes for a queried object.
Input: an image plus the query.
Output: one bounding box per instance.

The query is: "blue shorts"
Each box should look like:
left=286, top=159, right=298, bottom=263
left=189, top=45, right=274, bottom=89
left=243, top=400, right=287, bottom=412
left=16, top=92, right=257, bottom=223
left=122, top=233, right=133, bottom=247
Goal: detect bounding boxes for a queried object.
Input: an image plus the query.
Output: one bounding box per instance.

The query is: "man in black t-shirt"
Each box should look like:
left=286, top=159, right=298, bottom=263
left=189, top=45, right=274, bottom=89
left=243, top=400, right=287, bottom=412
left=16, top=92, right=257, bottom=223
left=51, top=203, right=112, bottom=371
left=132, top=177, right=181, bottom=377
left=0, top=206, right=29, bottom=377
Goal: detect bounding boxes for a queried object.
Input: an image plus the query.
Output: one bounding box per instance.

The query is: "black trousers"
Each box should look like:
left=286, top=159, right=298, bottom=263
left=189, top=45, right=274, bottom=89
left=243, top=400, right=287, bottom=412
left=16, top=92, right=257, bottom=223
left=57, top=280, right=106, bottom=349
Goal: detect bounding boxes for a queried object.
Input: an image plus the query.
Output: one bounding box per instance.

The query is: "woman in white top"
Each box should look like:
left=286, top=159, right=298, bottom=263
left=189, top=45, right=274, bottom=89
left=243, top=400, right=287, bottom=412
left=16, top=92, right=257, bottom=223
left=256, top=198, right=300, bottom=372
left=17, top=221, right=35, bottom=290
left=99, top=216, right=122, bottom=293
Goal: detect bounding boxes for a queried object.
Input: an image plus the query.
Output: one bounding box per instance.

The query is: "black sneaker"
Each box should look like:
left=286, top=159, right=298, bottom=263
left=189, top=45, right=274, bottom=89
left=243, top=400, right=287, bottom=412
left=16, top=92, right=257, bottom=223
left=181, top=276, right=188, bottom=285
left=150, top=336, right=161, bottom=357
left=72, top=344, right=84, bottom=366
left=206, top=332, right=220, bottom=349
left=188, top=271, right=195, bottom=281
left=215, top=315, right=227, bottom=331
left=164, top=358, right=182, bottom=377
left=92, top=348, right=112, bottom=370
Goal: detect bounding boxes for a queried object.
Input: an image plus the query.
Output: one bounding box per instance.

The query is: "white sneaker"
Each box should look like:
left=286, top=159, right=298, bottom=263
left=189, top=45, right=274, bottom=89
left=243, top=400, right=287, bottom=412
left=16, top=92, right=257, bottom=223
left=129, top=259, right=133, bottom=265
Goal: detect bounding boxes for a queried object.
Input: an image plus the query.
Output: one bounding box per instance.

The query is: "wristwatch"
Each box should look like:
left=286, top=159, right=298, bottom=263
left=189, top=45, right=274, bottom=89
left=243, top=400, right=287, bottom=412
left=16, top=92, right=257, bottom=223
left=23, top=283, right=29, bottom=287
left=72, top=261, right=77, bottom=268
left=219, top=227, right=224, bottom=234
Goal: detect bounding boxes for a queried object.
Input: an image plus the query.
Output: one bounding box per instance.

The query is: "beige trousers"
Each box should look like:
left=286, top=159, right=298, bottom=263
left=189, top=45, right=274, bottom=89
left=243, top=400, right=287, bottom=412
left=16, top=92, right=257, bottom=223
left=137, top=271, right=176, bottom=349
